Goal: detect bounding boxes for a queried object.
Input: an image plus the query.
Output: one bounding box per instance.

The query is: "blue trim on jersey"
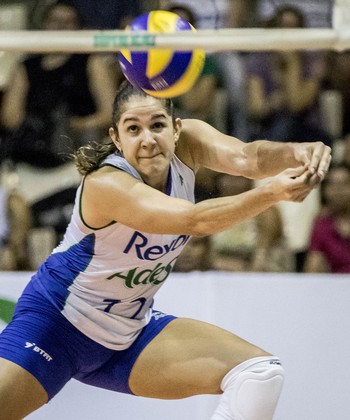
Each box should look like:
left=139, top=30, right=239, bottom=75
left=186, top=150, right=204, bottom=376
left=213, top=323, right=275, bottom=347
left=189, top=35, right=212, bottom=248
left=165, top=166, right=172, bottom=196
left=34, top=234, right=96, bottom=310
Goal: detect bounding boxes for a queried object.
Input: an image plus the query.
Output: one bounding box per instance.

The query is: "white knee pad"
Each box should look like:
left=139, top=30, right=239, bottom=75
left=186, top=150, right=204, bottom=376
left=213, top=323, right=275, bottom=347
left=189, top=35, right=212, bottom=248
left=211, top=356, right=285, bottom=420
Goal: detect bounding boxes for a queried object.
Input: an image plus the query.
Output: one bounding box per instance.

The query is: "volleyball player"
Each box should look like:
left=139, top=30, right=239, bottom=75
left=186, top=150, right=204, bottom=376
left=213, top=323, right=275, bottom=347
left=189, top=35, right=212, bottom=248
left=0, top=80, right=331, bottom=420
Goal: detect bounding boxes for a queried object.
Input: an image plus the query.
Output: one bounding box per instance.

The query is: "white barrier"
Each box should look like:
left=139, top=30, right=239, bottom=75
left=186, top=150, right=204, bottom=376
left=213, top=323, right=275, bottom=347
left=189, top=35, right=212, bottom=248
left=1, top=271, right=350, bottom=420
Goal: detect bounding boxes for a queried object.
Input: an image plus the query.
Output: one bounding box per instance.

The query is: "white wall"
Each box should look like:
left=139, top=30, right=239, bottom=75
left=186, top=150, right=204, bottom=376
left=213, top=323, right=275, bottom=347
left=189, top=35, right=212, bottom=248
left=1, top=271, right=350, bottom=420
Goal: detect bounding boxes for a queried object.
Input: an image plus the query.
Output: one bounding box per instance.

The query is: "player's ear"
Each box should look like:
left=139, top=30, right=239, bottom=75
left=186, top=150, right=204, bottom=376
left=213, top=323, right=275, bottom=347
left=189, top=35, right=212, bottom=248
left=174, top=118, right=182, bottom=144
left=109, top=127, right=121, bottom=151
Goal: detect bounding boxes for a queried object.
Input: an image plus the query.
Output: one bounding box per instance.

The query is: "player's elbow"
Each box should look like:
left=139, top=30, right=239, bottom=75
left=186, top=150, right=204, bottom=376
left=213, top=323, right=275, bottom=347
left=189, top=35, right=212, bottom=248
left=183, top=208, right=219, bottom=237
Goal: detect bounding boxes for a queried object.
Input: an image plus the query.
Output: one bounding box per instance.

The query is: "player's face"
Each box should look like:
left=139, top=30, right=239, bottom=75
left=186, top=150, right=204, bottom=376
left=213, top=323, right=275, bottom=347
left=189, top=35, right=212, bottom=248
left=110, top=96, right=181, bottom=189
left=44, top=5, right=80, bottom=30
left=324, top=167, right=350, bottom=212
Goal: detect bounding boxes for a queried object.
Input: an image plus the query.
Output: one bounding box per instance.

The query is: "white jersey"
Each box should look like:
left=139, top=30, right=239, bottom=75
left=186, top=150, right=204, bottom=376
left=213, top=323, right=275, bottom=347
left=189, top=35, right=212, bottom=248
left=31, top=153, right=195, bottom=350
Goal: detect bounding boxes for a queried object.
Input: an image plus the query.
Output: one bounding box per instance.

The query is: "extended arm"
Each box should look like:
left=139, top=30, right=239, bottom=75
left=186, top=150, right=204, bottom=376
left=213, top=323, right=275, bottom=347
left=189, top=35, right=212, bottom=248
left=176, top=119, right=331, bottom=182
left=82, top=164, right=317, bottom=237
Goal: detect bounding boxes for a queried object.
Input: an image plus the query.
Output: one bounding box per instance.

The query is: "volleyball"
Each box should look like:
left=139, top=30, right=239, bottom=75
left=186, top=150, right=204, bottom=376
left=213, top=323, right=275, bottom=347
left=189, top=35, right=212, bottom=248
left=118, top=10, right=205, bottom=98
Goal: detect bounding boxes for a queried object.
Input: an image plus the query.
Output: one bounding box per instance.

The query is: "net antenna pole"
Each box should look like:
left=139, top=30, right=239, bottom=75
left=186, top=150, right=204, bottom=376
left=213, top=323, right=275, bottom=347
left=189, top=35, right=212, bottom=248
left=333, top=0, right=350, bottom=50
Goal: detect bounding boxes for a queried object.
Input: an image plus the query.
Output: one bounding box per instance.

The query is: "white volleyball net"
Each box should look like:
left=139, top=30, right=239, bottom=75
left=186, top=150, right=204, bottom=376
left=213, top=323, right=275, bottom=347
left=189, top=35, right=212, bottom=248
left=0, top=0, right=350, bottom=53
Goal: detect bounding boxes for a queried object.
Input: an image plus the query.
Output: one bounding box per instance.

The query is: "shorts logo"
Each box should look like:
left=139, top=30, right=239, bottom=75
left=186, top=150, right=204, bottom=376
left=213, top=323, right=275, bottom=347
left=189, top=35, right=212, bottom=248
left=152, top=311, right=167, bottom=321
left=24, top=342, right=53, bottom=362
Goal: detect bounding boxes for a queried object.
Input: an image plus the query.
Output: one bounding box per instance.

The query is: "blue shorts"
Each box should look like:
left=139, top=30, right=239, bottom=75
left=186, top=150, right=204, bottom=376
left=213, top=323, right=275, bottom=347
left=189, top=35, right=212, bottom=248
left=0, top=283, right=176, bottom=400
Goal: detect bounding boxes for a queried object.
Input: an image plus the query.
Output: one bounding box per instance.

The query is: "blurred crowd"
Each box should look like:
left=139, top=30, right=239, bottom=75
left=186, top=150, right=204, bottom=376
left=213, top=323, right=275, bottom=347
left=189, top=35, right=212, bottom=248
left=1, top=0, right=349, bottom=274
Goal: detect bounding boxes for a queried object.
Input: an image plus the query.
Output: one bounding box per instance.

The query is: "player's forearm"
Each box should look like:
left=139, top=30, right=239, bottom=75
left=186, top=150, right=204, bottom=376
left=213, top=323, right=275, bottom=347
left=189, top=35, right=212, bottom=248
left=188, top=183, right=278, bottom=236
left=242, top=140, right=299, bottom=179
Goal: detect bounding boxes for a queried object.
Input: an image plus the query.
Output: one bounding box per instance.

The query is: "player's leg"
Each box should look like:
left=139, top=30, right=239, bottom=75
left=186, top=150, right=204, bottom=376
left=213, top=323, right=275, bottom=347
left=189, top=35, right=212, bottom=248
left=0, top=284, right=99, bottom=420
left=210, top=357, right=284, bottom=420
left=129, top=317, right=284, bottom=419
left=0, top=358, right=48, bottom=420
left=129, top=317, right=270, bottom=398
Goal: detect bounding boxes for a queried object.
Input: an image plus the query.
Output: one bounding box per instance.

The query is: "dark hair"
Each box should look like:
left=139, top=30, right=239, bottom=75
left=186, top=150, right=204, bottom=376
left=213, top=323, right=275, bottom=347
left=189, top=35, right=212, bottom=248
left=167, top=5, right=196, bottom=26
left=274, top=5, right=306, bottom=28
left=111, top=80, right=175, bottom=131
left=40, top=1, right=85, bottom=29
left=73, top=80, right=175, bottom=175
left=320, top=162, right=350, bottom=205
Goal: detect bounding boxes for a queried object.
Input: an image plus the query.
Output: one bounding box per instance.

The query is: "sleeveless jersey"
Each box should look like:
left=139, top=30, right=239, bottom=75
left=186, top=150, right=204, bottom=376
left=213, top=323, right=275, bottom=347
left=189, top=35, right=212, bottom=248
left=30, top=153, right=195, bottom=350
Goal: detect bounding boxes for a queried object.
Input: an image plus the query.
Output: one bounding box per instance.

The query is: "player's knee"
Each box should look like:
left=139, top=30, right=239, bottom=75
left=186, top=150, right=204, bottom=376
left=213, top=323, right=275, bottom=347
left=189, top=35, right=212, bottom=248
left=214, top=356, right=284, bottom=420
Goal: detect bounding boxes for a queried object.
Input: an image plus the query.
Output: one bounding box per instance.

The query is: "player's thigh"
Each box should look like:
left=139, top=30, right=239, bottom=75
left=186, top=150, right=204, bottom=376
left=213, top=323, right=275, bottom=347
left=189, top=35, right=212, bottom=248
left=129, top=317, right=270, bottom=399
left=0, top=357, right=48, bottom=420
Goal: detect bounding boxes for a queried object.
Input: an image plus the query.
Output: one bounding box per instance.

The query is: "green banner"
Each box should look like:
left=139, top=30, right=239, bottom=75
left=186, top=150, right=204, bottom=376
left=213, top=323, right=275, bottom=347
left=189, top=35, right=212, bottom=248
left=93, top=34, right=156, bottom=49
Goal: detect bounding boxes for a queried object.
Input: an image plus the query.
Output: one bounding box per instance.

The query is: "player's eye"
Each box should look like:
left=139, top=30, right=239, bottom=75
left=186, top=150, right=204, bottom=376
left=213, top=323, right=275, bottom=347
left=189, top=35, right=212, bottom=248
left=152, top=122, right=165, bottom=130
left=127, top=125, right=139, bottom=133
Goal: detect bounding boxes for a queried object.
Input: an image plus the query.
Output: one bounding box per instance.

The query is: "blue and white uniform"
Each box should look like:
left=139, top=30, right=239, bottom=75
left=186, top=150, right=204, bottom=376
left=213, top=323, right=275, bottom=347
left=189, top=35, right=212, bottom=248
left=0, top=153, right=195, bottom=398
left=33, top=153, right=194, bottom=350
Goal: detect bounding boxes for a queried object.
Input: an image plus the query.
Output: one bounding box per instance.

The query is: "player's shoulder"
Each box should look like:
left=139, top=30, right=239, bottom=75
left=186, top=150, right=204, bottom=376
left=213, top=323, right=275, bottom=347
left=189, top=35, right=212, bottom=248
left=176, top=119, right=218, bottom=170
left=179, top=118, right=218, bottom=146
left=180, top=118, right=212, bottom=133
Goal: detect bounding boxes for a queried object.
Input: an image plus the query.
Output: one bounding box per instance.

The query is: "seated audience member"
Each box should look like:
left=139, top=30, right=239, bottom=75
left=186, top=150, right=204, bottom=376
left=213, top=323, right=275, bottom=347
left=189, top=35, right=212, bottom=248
left=322, top=50, right=350, bottom=138
left=257, top=0, right=332, bottom=29
left=0, top=1, right=115, bottom=246
left=1, top=1, right=115, bottom=167
left=304, top=163, right=350, bottom=273
left=165, top=0, right=230, bottom=29
left=276, top=187, right=320, bottom=273
left=55, top=0, right=143, bottom=30
left=166, top=4, right=222, bottom=127
left=164, top=4, right=223, bottom=203
left=211, top=174, right=294, bottom=272
left=216, top=0, right=251, bottom=140
left=0, top=181, right=32, bottom=271
left=246, top=6, right=332, bottom=146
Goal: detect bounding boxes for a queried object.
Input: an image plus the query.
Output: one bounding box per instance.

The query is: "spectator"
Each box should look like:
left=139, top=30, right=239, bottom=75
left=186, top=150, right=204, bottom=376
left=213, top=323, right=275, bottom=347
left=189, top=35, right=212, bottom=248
left=164, top=4, right=223, bottom=202
left=276, top=187, right=320, bottom=273
left=31, top=0, right=143, bottom=30
left=0, top=176, right=32, bottom=271
left=211, top=174, right=294, bottom=272
left=246, top=6, right=332, bottom=146
left=165, top=4, right=222, bottom=127
left=304, top=163, right=350, bottom=274
left=1, top=1, right=115, bottom=167
left=0, top=1, right=116, bottom=246
left=216, top=0, right=251, bottom=140
left=165, top=0, right=230, bottom=29
left=257, top=0, right=332, bottom=28
left=322, top=50, right=350, bottom=138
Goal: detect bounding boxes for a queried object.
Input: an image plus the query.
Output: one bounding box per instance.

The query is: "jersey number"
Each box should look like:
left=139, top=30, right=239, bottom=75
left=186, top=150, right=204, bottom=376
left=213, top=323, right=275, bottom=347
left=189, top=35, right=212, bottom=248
left=103, top=297, right=147, bottom=319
